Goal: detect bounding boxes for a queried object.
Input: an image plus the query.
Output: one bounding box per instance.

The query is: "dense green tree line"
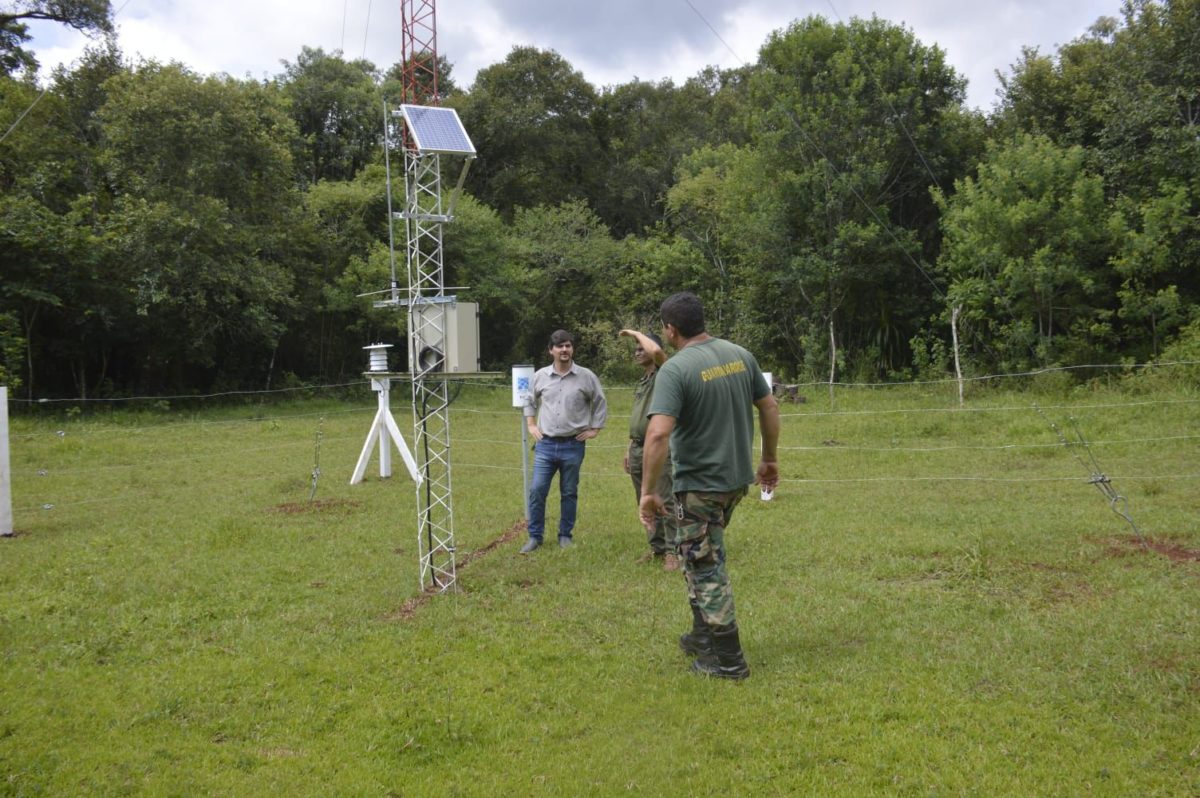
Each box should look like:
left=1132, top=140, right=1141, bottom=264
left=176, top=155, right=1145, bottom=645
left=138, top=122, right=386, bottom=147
left=1, top=0, right=1196, bottom=398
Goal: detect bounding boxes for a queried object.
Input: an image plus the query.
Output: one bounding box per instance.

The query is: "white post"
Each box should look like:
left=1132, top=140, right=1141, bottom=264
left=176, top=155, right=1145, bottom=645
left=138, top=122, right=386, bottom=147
left=951, top=305, right=964, bottom=407
left=377, top=378, right=392, bottom=479
left=520, top=418, right=530, bottom=520
left=828, top=318, right=837, bottom=409
left=512, top=365, right=535, bottom=520
left=1, top=386, right=12, bottom=536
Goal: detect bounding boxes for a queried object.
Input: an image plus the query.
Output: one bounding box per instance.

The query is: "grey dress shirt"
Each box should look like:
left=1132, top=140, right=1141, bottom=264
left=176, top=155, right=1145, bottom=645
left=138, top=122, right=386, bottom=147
left=523, top=363, right=608, bottom=436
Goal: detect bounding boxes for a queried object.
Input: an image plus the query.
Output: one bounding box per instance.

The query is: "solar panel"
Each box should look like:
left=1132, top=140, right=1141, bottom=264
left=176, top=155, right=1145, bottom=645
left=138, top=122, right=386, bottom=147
left=399, top=105, right=476, bottom=155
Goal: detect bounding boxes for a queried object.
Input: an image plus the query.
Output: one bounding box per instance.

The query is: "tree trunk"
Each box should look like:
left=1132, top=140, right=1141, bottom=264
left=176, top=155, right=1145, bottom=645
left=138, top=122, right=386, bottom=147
left=951, top=304, right=964, bottom=407
left=75, top=360, right=86, bottom=401
left=22, top=307, right=37, bottom=402
left=266, top=341, right=279, bottom=391
left=828, top=316, right=836, bottom=409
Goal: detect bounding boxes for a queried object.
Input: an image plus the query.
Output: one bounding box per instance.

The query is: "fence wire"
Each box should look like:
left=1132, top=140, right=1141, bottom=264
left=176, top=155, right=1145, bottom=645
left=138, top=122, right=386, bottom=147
left=6, top=372, right=1197, bottom=528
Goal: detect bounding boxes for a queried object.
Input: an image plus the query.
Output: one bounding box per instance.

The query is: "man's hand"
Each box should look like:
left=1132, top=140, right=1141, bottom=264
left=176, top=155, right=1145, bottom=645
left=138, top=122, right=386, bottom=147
left=527, top=423, right=543, bottom=442
left=622, top=448, right=630, bottom=474
left=639, top=492, right=665, bottom=533
left=575, top=428, right=599, bottom=442
left=754, top=394, right=781, bottom=490
left=755, top=459, right=779, bottom=491
left=620, top=328, right=667, bottom=365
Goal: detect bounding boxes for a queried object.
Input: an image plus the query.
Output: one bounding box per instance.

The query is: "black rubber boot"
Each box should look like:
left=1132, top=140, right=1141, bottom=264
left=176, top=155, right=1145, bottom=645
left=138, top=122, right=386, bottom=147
left=678, top=599, right=713, bottom=658
left=691, top=622, right=750, bottom=680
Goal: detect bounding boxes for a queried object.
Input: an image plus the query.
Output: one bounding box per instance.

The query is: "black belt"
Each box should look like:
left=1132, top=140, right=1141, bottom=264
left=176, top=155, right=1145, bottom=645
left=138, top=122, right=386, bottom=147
left=544, top=434, right=577, bottom=442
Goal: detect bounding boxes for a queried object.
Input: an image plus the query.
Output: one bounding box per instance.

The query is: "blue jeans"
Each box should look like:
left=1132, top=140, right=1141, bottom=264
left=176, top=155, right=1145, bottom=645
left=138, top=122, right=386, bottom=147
left=527, top=438, right=586, bottom=542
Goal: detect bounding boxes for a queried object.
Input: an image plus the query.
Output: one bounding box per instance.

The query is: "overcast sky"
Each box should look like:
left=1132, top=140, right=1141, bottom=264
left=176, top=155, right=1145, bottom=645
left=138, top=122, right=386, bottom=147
left=25, top=0, right=1119, bottom=111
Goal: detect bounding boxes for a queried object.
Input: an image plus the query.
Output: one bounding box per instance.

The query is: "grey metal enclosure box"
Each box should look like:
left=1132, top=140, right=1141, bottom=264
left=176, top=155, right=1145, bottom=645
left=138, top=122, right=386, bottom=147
left=408, top=301, right=480, bottom=373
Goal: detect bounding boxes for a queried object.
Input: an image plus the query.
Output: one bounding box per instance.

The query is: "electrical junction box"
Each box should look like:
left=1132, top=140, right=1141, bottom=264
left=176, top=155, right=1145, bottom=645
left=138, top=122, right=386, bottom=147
left=407, top=300, right=480, bottom=374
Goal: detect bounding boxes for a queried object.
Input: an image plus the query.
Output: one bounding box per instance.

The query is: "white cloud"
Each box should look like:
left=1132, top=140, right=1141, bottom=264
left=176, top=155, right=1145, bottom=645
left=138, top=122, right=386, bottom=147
left=21, top=0, right=1117, bottom=109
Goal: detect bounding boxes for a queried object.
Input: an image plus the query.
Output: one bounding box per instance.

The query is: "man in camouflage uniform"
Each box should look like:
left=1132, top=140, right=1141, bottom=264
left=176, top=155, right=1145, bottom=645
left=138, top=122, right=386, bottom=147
left=619, top=328, right=679, bottom=571
left=639, top=292, right=780, bottom=680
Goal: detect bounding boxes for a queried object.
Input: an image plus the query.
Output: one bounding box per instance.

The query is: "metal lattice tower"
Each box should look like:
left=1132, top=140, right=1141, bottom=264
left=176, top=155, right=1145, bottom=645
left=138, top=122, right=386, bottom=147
left=403, top=146, right=457, bottom=592
left=377, top=2, right=475, bottom=594
left=400, top=0, right=438, bottom=105
left=363, top=1, right=474, bottom=593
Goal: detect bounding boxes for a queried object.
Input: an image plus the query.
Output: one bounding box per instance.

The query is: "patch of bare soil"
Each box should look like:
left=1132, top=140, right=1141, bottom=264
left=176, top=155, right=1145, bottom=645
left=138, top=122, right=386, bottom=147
left=269, top=498, right=362, bottom=515
left=1100, top=535, right=1200, bottom=564
left=384, top=518, right=528, bottom=621
left=458, top=518, right=527, bottom=568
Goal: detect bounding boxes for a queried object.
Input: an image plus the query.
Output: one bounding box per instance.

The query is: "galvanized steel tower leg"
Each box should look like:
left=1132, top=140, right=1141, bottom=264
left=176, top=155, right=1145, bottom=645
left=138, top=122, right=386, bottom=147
left=404, top=148, right=457, bottom=592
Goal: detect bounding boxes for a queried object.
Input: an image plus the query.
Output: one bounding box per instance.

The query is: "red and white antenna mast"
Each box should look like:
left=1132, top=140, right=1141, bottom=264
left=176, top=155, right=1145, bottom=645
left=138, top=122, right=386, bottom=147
left=400, top=0, right=439, bottom=106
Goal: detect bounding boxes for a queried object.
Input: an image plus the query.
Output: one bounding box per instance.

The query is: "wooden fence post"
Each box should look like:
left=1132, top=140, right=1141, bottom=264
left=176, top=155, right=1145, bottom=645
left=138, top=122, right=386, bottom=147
left=951, top=306, right=964, bottom=407
left=1, top=386, right=13, bottom=537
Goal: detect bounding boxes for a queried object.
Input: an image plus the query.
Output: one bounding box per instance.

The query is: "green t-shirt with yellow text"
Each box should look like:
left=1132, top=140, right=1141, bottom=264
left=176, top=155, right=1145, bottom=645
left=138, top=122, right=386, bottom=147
left=647, top=337, right=767, bottom=493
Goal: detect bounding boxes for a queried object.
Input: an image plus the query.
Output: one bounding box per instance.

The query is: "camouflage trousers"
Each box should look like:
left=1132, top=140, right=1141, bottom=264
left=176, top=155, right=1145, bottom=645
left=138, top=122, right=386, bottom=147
left=673, top=487, right=747, bottom=627
left=628, top=440, right=675, bottom=554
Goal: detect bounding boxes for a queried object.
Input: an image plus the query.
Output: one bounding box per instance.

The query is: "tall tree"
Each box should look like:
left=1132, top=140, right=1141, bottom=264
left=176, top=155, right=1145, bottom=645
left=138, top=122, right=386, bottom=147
left=94, top=63, right=303, bottom=390
left=1, top=0, right=112, bottom=75
left=277, top=47, right=382, bottom=186
left=295, top=164, right=401, bottom=380
left=1108, top=181, right=1196, bottom=358
left=666, top=143, right=768, bottom=340
left=935, top=135, right=1116, bottom=371
left=439, top=194, right=524, bottom=369
left=670, top=15, right=979, bottom=378
left=995, top=0, right=1200, bottom=359
left=509, top=199, right=618, bottom=363
left=0, top=44, right=119, bottom=397
left=453, top=46, right=601, bottom=218
left=1093, top=0, right=1200, bottom=201
left=994, top=19, right=1118, bottom=148
left=590, top=71, right=748, bottom=236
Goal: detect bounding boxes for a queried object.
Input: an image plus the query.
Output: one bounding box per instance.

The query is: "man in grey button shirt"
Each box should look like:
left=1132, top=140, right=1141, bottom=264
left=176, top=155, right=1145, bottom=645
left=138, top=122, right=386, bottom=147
left=521, top=329, right=608, bottom=553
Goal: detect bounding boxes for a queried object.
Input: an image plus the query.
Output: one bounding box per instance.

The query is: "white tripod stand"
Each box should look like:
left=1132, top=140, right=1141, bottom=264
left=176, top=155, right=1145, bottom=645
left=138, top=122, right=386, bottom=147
left=350, top=345, right=421, bottom=485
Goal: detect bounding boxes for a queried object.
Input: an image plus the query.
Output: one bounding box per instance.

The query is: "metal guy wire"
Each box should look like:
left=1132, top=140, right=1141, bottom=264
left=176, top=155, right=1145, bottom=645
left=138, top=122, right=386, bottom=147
left=1034, top=404, right=1147, bottom=546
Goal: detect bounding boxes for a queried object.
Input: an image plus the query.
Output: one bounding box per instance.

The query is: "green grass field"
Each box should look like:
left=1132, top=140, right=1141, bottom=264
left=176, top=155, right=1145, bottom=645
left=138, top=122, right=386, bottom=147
left=1, top=378, right=1197, bottom=795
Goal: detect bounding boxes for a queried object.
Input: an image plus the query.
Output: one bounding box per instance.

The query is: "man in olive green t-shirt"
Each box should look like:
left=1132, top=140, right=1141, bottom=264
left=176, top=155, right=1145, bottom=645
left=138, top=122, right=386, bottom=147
left=640, top=292, right=781, bottom=680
